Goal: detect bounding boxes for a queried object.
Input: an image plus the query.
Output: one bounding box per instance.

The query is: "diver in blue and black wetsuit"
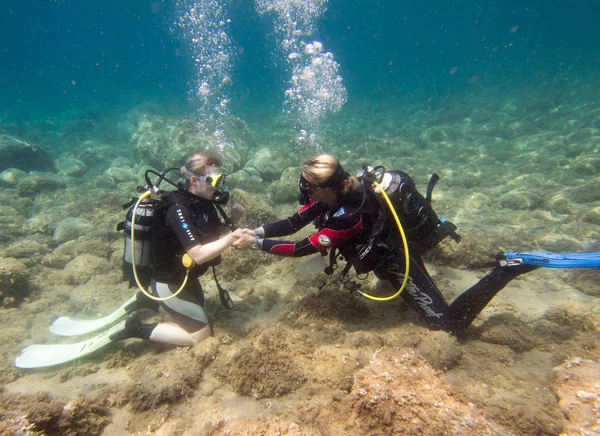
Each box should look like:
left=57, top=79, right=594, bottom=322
left=233, top=154, right=537, bottom=331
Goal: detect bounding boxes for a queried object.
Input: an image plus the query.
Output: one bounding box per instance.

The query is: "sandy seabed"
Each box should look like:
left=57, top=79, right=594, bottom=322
left=1, top=82, right=600, bottom=435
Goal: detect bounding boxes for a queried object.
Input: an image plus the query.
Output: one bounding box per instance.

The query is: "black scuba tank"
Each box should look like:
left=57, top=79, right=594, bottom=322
left=382, top=171, right=460, bottom=255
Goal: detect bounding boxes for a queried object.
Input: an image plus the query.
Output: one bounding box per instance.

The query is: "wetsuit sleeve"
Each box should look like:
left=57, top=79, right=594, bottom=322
left=260, top=211, right=364, bottom=257
left=165, top=203, right=202, bottom=251
left=261, top=201, right=328, bottom=238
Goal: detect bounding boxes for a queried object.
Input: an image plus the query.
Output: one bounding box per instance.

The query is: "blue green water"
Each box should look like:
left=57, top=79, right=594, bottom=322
left=2, top=0, right=598, bottom=121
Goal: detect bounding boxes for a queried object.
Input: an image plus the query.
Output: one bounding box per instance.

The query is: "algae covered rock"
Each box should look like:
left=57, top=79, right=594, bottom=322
left=0, top=205, right=27, bottom=243
left=56, top=155, right=88, bottom=178
left=130, top=114, right=252, bottom=170
left=62, top=254, right=112, bottom=285
left=499, top=189, right=545, bottom=210
left=53, top=217, right=94, bottom=244
left=246, top=148, right=298, bottom=182
left=229, top=189, right=280, bottom=229
left=267, top=166, right=300, bottom=204
left=0, top=168, right=28, bottom=187
left=1, top=238, right=50, bottom=261
left=0, top=258, right=31, bottom=306
left=340, top=347, right=508, bottom=435
left=214, top=325, right=308, bottom=399
left=544, top=301, right=599, bottom=332
left=226, top=169, right=263, bottom=191
left=17, top=172, right=67, bottom=196
left=552, top=357, right=600, bottom=436
left=0, top=135, right=54, bottom=172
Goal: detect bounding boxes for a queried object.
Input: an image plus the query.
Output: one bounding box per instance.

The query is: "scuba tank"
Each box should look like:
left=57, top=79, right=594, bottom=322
left=118, top=197, right=157, bottom=289
left=363, top=166, right=460, bottom=255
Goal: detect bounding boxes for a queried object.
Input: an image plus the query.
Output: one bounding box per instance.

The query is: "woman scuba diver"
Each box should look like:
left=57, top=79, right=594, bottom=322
left=117, top=152, right=245, bottom=345
left=233, top=154, right=536, bottom=331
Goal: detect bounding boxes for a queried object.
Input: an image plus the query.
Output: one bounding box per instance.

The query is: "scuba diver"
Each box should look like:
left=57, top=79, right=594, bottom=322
left=115, top=151, right=244, bottom=345
left=232, top=154, right=542, bottom=331
left=15, top=152, right=244, bottom=369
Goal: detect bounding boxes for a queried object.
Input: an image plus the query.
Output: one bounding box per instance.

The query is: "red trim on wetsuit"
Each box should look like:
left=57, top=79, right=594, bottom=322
left=269, top=244, right=297, bottom=256
left=298, top=201, right=315, bottom=214
left=308, top=218, right=363, bottom=250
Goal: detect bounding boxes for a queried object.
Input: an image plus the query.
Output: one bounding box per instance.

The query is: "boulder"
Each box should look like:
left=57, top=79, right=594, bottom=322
left=0, top=135, right=54, bottom=173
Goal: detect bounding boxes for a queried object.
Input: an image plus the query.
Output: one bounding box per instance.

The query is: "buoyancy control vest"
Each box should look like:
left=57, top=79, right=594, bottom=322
left=323, top=168, right=460, bottom=277
left=151, top=191, right=223, bottom=283
left=118, top=189, right=224, bottom=287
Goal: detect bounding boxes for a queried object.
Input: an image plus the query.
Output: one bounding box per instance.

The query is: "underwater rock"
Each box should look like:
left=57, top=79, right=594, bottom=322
left=418, top=126, right=448, bottom=143
left=0, top=135, right=54, bottom=173
left=547, top=195, right=576, bottom=215
left=116, top=120, right=136, bottom=142
left=122, top=340, right=219, bottom=412
left=53, top=217, right=94, bottom=244
left=267, top=167, right=301, bottom=204
left=544, top=302, right=599, bottom=332
left=499, top=189, right=545, bottom=211
left=74, top=140, right=121, bottom=171
left=1, top=238, right=49, bottom=261
left=567, top=182, right=600, bottom=203
left=567, top=269, right=600, bottom=298
left=130, top=114, right=250, bottom=170
left=282, top=287, right=370, bottom=325
left=0, top=257, right=30, bottom=306
left=566, top=127, right=600, bottom=143
left=0, top=391, right=110, bottom=435
left=229, top=189, right=280, bottom=229
left=103, top=166, right=136, bottom=184
left=110, top=157, right=133, bottom=168
left=17, top=172, right=67, bottom=196
left=415, top=330, right=462, bottom=370
left=580, top=206, right=600, bottom=225
left=477, top=315, right=539, bottom=352
left=552, top=357, right=600, bottom=435
left=0, top=205, right=27, bottom=243
left=0, top=167, right=28, bottom=187
left=226, top=169, right=263, bottom=190
left=538, top=233, right=584, bottom=252
left=62, top=253, right=112, bottom=285
left=340, top=347, right=508, bottom=435
left=215, top=325, right=308, bottom=399
left=56, top=155, right=88, bottom=178
left=41, top=240, right=78, bottom=268
left=572, top=154, right=600, bottom=175
left=247, top=148, right=298, bottom=182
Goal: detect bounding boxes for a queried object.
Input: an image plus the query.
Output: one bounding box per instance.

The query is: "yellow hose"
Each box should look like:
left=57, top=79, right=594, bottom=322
left=131, top=190, right=191, bottom=301
left=351, top=181, right=410, bottom=302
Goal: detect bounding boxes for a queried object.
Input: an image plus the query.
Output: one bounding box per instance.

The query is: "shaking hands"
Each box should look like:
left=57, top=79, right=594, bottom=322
left=231, top=228, right=256, bottom=249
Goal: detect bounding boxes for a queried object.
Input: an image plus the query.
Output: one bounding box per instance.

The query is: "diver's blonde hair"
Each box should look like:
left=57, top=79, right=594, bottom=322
left=302, top=155, right=359, bottom=194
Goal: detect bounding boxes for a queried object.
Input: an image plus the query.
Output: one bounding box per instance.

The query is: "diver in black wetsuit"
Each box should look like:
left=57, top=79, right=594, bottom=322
left=123, top=152, right=245, bottom=345
left=233, top=154, right=536, bottom=331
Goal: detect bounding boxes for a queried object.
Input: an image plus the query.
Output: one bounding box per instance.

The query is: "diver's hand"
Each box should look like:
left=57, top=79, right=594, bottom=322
left=237, top=228, right=256, bottom=236
left=229, top=228, right=246, bottom=240
left=233, top=233, right=254, bottom=249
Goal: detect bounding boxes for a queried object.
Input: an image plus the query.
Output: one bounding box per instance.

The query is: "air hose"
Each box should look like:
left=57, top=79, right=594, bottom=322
left=130, top=189, right=192, bottom=301
left=349, top=180, right=410, bottom=302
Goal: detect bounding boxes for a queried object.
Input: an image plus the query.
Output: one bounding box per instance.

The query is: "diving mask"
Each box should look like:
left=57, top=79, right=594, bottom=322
left=183, top=168, right=227, bottom=190
left=199, top=171, right=227, bottom=190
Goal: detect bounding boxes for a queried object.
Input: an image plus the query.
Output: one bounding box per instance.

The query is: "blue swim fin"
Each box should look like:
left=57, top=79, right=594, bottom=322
left=501, top=252, right=600, bottom=268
